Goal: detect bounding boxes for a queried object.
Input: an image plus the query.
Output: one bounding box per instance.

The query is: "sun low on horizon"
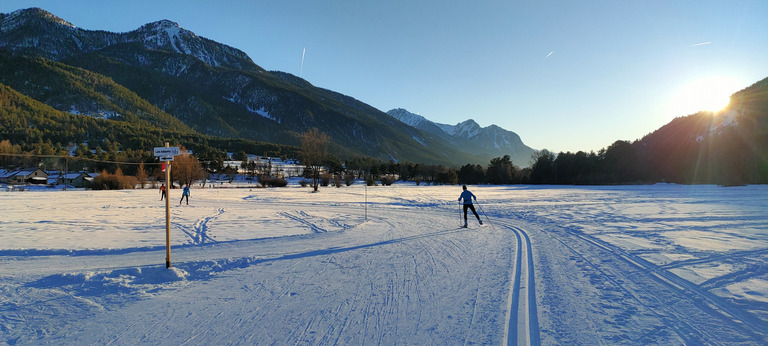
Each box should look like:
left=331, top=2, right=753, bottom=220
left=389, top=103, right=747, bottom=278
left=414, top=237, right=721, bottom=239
left=667, top=76, right=745, bottom=117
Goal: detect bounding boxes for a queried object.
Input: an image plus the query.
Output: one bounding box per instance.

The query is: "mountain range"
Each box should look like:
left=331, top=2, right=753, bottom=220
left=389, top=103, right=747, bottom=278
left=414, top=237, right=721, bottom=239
left=387, top=108, right=534, bottom=166
left=1, top=7, right=766, bottom=184
left=0, top=8, right=533, bottom=166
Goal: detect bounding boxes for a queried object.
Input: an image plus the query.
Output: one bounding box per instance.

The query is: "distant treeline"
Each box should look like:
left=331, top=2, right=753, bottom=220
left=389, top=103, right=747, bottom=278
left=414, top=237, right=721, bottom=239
left=332, top=127, right=767, bottom=186
left=3, top=80, right=766, bottom=186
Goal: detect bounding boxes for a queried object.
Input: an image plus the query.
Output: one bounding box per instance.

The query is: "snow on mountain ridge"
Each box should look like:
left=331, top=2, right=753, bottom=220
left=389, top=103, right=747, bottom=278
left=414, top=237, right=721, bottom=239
left=0, top=8, right=256, bottom=71
left=388, top=108, right=431, bottom=128
left=132, top=19, right=254, bottom=69
left=0, top=9, right=76, bottom=48
left=389, top=108, right=482, bottom=137
left=1, top=8, right=75, bottom=31
left=387, top=108, right=535, bottom=165
left=139, top=20, right=196, bottom=55
left=444, top=119, right=481, bottom=138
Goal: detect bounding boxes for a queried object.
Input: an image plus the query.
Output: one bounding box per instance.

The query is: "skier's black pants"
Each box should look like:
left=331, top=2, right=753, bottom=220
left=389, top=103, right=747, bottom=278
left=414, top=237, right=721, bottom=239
left=463, top=204, right=480, bottom=221
left=180, top=195, right=188, bottom=205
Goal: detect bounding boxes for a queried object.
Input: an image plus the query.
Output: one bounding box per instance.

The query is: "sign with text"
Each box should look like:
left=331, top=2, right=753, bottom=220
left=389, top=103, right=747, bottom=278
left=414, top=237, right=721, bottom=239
left=154, top=147, right=180, bottom=157
left=158, top=156, right=174, bottom=162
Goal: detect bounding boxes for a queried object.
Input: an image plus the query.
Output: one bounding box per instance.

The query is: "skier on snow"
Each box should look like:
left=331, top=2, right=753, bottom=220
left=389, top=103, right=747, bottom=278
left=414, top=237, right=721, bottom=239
left=458, top=185, right=482, bottom=228
left=180, top=184, right=190, bottom=205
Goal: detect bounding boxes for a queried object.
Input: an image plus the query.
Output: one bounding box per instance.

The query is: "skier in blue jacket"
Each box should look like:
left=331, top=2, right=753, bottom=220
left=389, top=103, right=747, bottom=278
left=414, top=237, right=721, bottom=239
left=179, top=184, right=190, bottom=205
left=458, top=185, right=482, bottom=227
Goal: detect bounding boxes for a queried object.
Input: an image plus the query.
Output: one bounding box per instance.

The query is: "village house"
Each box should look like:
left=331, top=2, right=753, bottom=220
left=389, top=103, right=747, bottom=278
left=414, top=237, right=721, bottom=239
left=47, top=172, right=93, bottom=188
left=223, top=154, right=305, bottom=177
left=0, top=169, right=15, bottom=184
left=0, top=168, right=49, bottom=185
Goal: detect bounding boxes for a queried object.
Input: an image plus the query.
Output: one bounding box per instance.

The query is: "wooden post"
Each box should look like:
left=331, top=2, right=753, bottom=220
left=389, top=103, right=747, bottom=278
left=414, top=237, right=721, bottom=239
left=165, top=142, right=172, bottom=268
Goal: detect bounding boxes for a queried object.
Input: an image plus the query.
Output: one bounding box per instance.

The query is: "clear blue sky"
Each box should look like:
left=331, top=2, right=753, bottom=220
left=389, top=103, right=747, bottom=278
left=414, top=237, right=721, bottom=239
left=3, top=1, right=767, bottom=154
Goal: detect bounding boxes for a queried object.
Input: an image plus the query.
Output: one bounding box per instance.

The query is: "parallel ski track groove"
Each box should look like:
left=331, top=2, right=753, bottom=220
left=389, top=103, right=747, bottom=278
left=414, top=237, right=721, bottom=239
left=497, top=220, right=541, bottom=346
left=539, top=228, right=700, bottom=344
left=172, top=208, right=223, bottom=245
left=660, top=247, right=768, bottom=270
left=278, top=210, right=327, bottom=233
left=567, top=229, right=768, bottom=343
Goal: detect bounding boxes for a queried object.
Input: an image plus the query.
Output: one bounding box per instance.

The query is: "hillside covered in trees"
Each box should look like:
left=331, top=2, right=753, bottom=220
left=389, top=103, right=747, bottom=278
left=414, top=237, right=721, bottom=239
left=526, top=77, right=768, bottom=186
left=1, top=8, right=766, bottom=186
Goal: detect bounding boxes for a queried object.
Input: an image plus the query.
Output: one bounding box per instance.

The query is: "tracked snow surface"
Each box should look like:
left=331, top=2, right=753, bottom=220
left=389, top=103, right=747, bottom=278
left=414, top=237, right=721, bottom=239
left=1, top=183, right=767, bottom=344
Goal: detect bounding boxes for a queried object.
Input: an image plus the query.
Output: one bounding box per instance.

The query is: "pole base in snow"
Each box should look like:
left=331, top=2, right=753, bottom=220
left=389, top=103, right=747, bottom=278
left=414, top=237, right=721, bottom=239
left=166, top=260, right=171, bottom=269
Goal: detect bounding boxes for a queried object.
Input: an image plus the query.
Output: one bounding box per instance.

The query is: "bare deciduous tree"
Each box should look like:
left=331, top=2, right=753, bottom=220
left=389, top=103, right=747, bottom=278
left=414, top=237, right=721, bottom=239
left=136, top=161, right=148, bottom=188
left=172, top=149, right=207, bottom=187
left=300, top=128, right=329, bottom=192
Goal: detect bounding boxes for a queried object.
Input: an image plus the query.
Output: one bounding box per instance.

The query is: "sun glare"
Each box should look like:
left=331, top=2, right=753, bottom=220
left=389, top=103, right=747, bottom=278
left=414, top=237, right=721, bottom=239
left=669, top=76, right=742, bottom=117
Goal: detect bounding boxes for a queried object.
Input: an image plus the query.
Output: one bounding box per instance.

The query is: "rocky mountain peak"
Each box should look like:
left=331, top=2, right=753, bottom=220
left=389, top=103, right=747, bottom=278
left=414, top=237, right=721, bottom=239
left=134, top=19, right=198, bottom=54
left=1, top=7, right=75, bottom=32
left=387, top=108, right=535, bottom=165
left=387, top=108, right=431, bottom=128
left=0, top=7, right=260, bottom=72
left=145, top=19, right=182, bottom=29
left=137, top=19, right=191, bottom=39
left=436, top=119, right=481, bottom=138
left=124, top=18, right=259, bottom=71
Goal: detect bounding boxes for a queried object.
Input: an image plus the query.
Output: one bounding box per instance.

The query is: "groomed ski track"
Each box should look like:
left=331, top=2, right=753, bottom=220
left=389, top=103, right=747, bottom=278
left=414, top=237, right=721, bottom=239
left=498, top=221, right=541, bottom=346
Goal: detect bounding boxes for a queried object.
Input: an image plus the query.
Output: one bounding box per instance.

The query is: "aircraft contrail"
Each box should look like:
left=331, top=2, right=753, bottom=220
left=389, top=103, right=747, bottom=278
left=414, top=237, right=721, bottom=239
left=300, top=47, right=306, bottom=76
left=686, top=41, right=711, bottom=47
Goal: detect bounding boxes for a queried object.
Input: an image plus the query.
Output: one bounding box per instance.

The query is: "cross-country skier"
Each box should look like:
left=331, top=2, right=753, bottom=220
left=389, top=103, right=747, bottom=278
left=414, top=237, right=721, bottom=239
left=458, top=185, right=482, bottom=227
left=179, top=184, right=190, bottom=205
left=160, top=184, right=167, bottom=201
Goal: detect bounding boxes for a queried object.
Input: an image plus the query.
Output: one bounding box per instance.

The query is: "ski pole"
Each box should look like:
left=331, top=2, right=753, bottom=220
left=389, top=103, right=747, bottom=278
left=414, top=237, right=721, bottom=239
left=476, top=201, right=495, bottom=230
left=459, top=201, right=463, bottom=227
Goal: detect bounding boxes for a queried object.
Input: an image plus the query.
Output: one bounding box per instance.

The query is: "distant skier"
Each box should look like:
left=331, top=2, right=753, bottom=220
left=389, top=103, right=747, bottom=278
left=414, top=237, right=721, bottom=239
left=458, top=185, right=482, bottom=228
left=160, top=184, right=167, bottom=201
left=179, top=184, right=190, bottom=205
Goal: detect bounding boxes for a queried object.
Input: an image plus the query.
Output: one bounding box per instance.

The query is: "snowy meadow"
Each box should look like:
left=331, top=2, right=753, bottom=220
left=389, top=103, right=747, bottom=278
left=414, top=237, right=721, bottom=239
left=1, top=183, right=767, bottom=344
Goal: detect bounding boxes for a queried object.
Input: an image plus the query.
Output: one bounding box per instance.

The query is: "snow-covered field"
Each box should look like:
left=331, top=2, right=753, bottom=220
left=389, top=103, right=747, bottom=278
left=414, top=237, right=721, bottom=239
left=1, top=183, right=767, bottom=344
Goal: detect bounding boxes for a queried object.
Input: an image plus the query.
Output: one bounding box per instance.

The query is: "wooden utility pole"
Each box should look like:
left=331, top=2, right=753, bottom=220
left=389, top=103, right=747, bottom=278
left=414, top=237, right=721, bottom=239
left=154, top=143, right=179, bottom=269
left=164, top=142, right=172, bottom=268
